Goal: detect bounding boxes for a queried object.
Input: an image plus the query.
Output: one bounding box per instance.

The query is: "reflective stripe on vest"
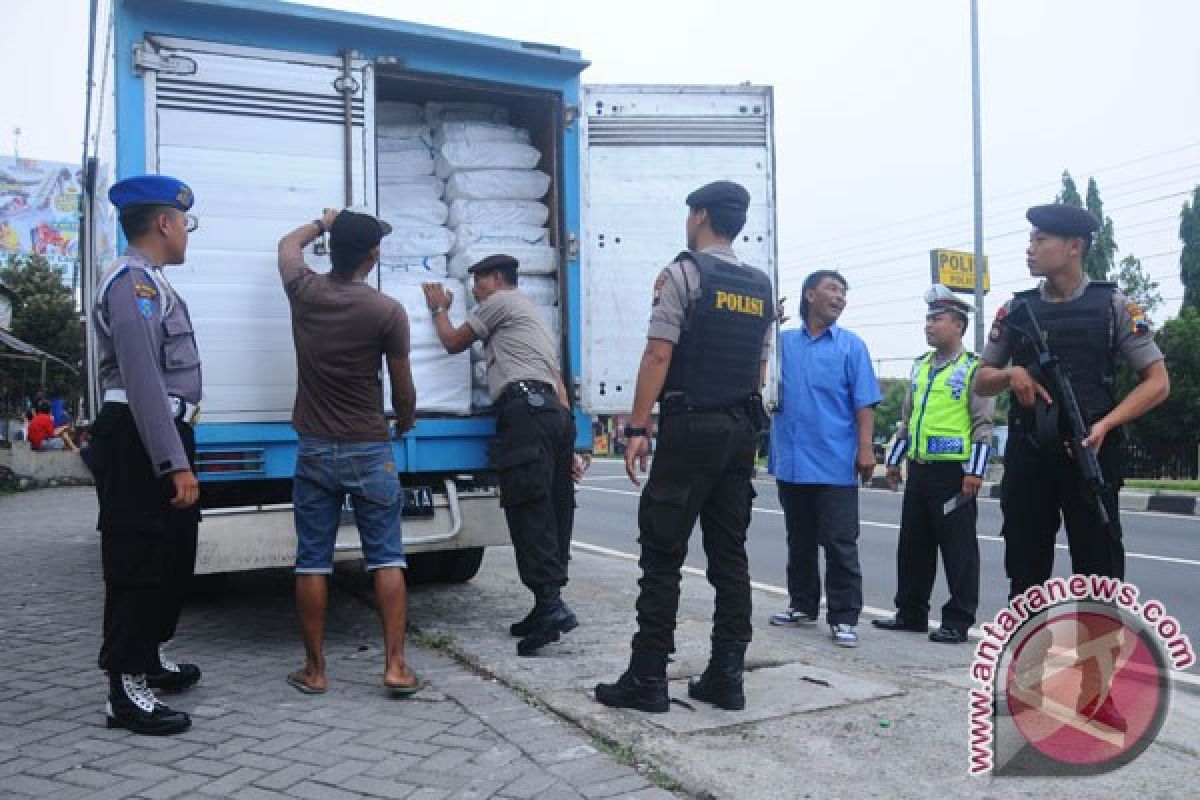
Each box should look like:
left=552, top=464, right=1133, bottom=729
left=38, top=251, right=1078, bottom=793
left=908, top=351, right=977, bottom=462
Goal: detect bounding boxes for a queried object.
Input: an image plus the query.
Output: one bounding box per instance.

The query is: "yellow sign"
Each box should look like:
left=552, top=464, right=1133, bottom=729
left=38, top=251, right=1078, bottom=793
left=930, top=249, right=990, bottom=294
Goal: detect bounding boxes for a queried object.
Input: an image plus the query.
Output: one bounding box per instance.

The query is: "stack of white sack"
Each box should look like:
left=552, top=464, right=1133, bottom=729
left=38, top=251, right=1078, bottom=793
left=377, top=103, right=453, bottom=275
left=377, top=271, right=471, bottom=414
left=469, top=341, right=492, bottom=410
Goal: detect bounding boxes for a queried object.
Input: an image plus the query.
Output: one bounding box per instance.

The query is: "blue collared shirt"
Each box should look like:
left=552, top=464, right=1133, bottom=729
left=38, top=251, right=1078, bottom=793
left=769, top=323, right=882, bottom=486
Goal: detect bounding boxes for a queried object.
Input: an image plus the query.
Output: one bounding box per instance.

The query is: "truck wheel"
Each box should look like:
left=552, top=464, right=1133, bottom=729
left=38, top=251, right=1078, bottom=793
left=439, top=547, right=484, bottom=583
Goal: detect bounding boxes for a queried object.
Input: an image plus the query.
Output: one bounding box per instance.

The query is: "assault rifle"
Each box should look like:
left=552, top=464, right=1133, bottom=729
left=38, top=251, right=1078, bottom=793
left=1004, top=300, right=1116, bottom=536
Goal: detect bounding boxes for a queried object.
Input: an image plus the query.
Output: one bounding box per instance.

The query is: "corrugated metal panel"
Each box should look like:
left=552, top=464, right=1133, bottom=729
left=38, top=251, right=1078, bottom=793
left=587, top=114, right=767, bottom=147
left=157, top=78, right=364, bottom=126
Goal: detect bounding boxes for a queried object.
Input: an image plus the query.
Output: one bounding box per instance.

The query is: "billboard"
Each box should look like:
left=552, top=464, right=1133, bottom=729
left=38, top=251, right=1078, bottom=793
left=0, top=156, right=81, bottom=283
left=930, top=248, right=990, bottom=294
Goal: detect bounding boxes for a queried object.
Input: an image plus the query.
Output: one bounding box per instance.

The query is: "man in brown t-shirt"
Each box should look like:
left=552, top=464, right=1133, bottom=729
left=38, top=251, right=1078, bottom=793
left=277, top=208, right=419, bottom=696
left=422, top=255, right=587, bottom=656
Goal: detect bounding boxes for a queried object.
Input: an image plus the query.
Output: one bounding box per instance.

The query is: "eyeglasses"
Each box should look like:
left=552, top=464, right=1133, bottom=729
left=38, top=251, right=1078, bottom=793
left=184, top=214, right=198, bottom=233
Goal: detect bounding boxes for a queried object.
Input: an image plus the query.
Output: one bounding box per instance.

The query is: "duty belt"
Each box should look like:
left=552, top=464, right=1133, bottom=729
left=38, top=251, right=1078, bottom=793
left=496, top=380, right=556, bottom=408
left=660, top=394, right=749, bottom=417
left=103, top=388, right=200, bottom=425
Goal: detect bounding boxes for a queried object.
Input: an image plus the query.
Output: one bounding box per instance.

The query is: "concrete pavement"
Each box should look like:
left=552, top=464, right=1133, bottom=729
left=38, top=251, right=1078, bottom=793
left=0, top=487, right=675, bottom=800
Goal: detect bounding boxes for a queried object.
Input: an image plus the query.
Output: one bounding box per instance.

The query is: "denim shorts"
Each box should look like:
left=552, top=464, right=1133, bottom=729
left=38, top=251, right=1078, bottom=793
left=293, top=436, right=406, bottom=574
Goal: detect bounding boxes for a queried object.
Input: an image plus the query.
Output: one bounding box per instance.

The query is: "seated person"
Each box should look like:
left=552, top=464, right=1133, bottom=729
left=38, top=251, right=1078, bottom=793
left=28, top=402, right=76, bottom=452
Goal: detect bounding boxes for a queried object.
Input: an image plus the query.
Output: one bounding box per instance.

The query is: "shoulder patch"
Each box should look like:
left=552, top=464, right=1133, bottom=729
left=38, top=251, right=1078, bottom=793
left=133, top=282, right=158, bottom=300
left=652, top=271, right=668, bottom=306
left=1126, top=300, right=1150, bottom=334
left=136, top=297, right=156, bottom=320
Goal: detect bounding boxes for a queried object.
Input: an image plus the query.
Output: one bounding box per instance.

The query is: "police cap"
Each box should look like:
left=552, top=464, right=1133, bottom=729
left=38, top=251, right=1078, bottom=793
left=467, top=253, right=519, bottom=275
left=685, top=181, right=750, bottom=215
left=108, top=174, right=194, bottom=212
left=1026, top=204, right=1101, bottom=238
left=329, top=208, right=392, bottom=253
left=924, top=284, right=973, bottom=319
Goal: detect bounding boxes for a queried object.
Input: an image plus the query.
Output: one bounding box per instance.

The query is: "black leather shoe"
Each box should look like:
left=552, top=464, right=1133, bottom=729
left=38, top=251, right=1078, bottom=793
left=871, top=616, right=928, bottom=633
left=516, top=604, right=578, bottom=656
left=509, top=607, right=538, bottom=637
left=146, top=662, right=201, bottom=692
left=595, top=672, right=669, bottom=713
left=687, top=642, right=746, bottom=711
left=929, top=626, right=968, bottom=644
left=106, top=674, right=191, bottom=736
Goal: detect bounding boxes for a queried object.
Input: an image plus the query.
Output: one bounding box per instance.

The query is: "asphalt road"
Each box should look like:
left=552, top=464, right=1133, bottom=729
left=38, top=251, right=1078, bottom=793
left=574, top=457, right=1200, bottom=673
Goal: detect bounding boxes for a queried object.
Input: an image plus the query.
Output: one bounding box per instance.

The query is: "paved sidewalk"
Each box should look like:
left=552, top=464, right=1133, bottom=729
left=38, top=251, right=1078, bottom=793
left=0, top=488, right=675, bottom=800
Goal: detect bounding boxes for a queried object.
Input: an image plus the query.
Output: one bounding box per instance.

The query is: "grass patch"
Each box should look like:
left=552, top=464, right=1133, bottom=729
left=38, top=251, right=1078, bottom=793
left=410, top=629, right=456, bottom=651
left=595, top=737, right=684, bottom=793
left=1125, top=480, right=1200, bottom=493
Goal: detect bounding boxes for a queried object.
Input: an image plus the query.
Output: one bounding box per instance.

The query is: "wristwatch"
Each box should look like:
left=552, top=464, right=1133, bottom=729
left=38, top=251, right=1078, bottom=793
left=312, top=218, right=326, bottom=235
left=623, top=425, right=648, bottom=438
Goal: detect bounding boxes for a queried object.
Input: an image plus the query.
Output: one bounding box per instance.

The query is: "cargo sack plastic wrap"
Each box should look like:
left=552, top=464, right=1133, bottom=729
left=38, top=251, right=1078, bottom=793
left=472, top=388, right=493, bottom=409
left=434, top=142, right=541, bottom=179
left=378, top=149, right=435, bottom=177
left=377, top=174, right=445, bottom=197
left=446, top=198, right=549, bottom=227
left=449, top=244, right=557, bottom=277
left=444, top=170, right=551, bottom=201
left=377, top=102, right=425, bottom=125
left=471, top=341, right=485, bottom=361
left=426, top=101, right=509, bottom=126
left=380, top=225, right=455, bottom=258
left=378, top=190, right=449, bottom=226
left=453, top=224, right=549, bottom=252
left=517, top=275, right=559, bottom=307
left=434, top=121, right=531, bottom=148
left=378, top=273, right=470, bottom=414
left=377, top=130, right=434, bottom=152
left=472, top=361, right=488, bottom=389
left=379, top=256, right=447, bottom=276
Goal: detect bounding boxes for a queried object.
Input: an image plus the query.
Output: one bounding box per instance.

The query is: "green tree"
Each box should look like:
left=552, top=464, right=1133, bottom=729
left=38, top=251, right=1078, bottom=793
left=874, top=378, right=908, bottom=440
left=0, top=254, right=81, bottom=396
left=1181, top=185, right=1200, bottom=311
left=1085, top=177, right=1117, bottom=281
left=1057, top=170, right=1083, bottom=206
left=1124, top=307, right=1200, bottom=477
left=1113, top=254, right=1163, bottom=317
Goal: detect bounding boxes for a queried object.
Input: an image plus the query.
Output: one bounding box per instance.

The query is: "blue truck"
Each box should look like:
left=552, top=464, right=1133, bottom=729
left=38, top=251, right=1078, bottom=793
left=83, top=0, right=779, bottom=582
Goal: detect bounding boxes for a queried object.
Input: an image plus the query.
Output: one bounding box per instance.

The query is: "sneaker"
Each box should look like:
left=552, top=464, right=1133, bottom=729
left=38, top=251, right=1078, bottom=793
left=769, top=608, right=818, bottom=626
left=831, top=624, right=859, bottom=647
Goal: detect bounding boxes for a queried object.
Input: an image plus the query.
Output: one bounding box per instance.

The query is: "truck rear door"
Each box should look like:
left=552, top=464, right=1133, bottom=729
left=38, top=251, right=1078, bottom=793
left=140, top=38, right=373, bottom=423
left=579, top=85, right=779, bottom=415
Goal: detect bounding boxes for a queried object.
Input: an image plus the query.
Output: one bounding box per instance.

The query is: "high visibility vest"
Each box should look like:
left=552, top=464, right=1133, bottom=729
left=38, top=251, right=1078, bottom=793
left=908, top=351, right=977, bottom=462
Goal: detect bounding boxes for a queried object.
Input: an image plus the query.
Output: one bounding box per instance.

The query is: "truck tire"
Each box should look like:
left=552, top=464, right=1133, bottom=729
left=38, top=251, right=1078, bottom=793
left=405, top=547, right=485, bottom=585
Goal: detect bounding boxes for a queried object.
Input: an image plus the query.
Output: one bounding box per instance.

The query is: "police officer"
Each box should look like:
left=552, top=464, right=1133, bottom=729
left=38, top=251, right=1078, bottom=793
left=90, top=175, right=203, bottom=736
left=594, top=181, right=773, bottom=713
left=874, top=285, right=994, bottom=644
left=976, top=204, right=1170, bottom=597
left=422, top=255, right=586, bottom=656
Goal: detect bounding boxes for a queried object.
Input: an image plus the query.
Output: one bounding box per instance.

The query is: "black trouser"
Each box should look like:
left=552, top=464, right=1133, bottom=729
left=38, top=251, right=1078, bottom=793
left=632, top=408, right=757, bottom=654
left=1001, top=432, right=1124, bottom=599
left=491, top=393, right=575, bottom=591
left=90, top=403, right=199, bottom=675
left=893, top=461, right=980, bottom=633
left=777, top=482, right=863, bottom=626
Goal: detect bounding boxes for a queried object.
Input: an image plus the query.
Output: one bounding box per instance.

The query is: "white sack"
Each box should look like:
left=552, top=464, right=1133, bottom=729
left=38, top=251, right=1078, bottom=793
left=380, top=224, right=455, bottom=258
left=378, top=273, right=470, bottom=414
left=379, top=192, right=448, bottom=226
left=426, top=101, right=509, bottom=125
left=444, top=170, right=551, bottom=201
left=377, top=149, right=434, bottom=177
left=434, top=121, right=531, bottom=147
left=434, top=141, right=541, bottom=178
left=379, top=256, right=447, bottom=276
left=454, top=224, right=549, bottom=252
left=447, top=198, right=549, bottom=227
left=377, top=174, right=445, bottom=195
left=449, top=244, right=557, bottom=277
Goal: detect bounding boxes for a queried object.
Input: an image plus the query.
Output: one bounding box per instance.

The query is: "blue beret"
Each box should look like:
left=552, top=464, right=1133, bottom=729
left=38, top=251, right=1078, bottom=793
left=1026, top=204, right=1099, bottom=238
left=108, top=174, right=194, bottom=212
left=686, top=180, right=750, bottom=214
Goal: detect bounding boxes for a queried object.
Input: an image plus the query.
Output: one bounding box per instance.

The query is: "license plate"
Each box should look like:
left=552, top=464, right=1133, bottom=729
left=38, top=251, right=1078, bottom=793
left=339, top=485, right=435, bottom=523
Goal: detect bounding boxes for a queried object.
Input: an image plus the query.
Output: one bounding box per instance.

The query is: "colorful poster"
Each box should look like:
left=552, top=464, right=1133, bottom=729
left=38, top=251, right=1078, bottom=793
left=0, top=156, right=81, bottom=283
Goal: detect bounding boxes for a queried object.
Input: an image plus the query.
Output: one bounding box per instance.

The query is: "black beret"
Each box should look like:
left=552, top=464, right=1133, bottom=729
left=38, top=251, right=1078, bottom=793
left=467, top=253, right=519, bottom=275
left=686, top=180, right=750, bottom=214
left=1026, top=204, right=1100, bottom=238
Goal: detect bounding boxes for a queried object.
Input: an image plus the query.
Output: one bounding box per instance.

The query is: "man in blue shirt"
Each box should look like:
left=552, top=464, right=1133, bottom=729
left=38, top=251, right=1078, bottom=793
left=769, top=270, right=880, bottom=647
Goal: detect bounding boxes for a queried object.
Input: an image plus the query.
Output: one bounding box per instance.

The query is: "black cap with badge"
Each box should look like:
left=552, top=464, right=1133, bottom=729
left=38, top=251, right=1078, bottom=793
left=686, top=180, right=751, bottom=215
left=1026, top=204, right=1101, bottom=239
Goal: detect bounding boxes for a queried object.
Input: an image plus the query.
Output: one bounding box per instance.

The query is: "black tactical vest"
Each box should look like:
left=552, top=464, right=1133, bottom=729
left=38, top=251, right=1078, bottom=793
left=662, top=250, right=773, bottom=409
left=1008, top=281, right=1118, bottom=426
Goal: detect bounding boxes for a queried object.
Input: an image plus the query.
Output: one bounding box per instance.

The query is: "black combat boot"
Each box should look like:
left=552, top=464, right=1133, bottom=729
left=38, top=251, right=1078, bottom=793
left=146, top=644, right=202, bottom=692
left=594, top=647, right=670, bottom=713
left=687, top=641, right=747, bottom=711
left=516, top=585, right=578, bottom=656
left=106, top=672, right=191, bottom=736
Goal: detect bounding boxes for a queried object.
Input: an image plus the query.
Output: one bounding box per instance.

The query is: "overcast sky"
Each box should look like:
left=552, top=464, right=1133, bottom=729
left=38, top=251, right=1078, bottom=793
left=3, top=0, right=1197, bottom=376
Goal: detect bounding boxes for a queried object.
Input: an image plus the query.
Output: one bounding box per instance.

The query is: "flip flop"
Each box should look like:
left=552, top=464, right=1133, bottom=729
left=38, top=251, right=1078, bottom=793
left=384, top=670, right=422, bottom=697
left=286, top=671, right=326, bottom=695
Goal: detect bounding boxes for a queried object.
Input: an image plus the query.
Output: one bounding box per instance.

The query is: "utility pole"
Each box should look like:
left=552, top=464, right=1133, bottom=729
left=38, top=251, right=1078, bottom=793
left=12, top=127, right=20, bottom=160
left=970, top=0, right=986, bottom=353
